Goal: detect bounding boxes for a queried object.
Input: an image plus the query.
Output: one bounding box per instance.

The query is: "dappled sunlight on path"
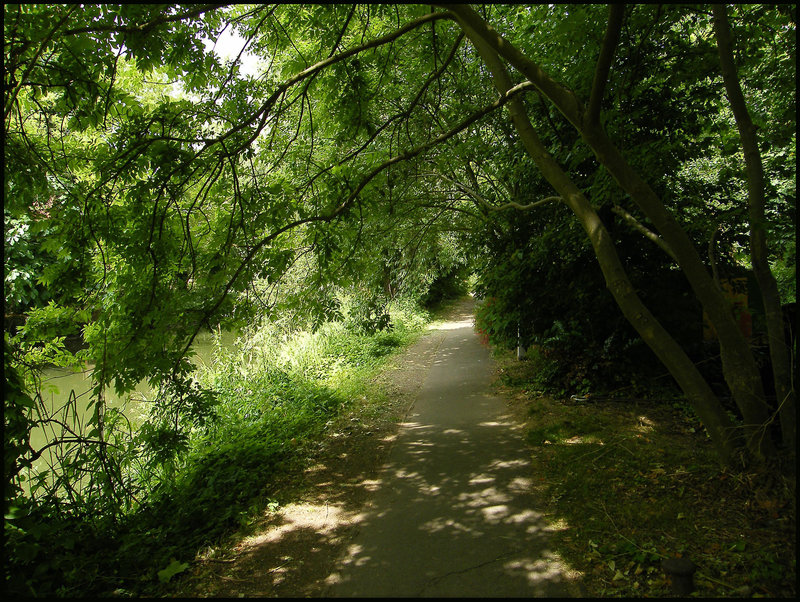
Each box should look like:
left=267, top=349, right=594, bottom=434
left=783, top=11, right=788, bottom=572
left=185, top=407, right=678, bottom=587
left=428, top=298, right=476, bottom=331
left=178, top=298, right=581, bottom=597
left=324, top=297, right=581, bottom=597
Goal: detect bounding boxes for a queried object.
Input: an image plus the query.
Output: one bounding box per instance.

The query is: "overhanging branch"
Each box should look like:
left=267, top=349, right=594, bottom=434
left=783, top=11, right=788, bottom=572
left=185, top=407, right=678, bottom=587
left=177, top=79, right=536, bottom=367
left=435, top=172, right=561, bottom=212
left=213, top=10, right=455, bottom=156
left=62, top=4, right=232, bottom=36
left=611, top=204, right=677, bottom=262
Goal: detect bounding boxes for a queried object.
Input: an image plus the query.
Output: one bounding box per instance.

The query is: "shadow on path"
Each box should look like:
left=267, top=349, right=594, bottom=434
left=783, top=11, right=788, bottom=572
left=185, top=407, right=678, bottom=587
left=324, top=298, right=581, bottom=597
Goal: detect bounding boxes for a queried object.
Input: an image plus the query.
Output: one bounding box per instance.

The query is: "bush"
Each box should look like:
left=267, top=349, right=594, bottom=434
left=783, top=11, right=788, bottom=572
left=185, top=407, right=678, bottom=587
left=472, top=205, right=701, bottom=397
left=4, top=298, right=431, bottom=597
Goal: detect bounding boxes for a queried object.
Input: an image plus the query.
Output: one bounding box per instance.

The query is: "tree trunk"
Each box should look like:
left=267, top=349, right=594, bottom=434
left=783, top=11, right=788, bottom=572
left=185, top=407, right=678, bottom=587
left=444, top=3, right=775, bottom=461
left=578, top=124, right=774, bottom=459
left=456, top=16, right=741, bottom=466
left=712, top=4, right=795, bottom=453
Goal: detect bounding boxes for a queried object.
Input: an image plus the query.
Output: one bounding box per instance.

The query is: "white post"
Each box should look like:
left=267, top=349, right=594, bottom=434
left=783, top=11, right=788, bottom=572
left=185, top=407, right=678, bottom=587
left=516, top=321, right=527, bottom=360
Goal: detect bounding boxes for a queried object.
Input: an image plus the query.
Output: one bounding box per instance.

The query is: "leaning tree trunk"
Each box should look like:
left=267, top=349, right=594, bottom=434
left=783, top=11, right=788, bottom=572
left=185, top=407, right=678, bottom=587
left=444, top=3, right=775, bottom=461
left=456, top=15, right=741, bottom=466
left=712, top=4, right=795, bottom=453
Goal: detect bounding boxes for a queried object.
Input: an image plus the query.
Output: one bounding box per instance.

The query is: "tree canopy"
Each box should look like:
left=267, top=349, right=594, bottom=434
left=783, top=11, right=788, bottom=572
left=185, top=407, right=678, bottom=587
left=4, top=0, right=796, bottom=526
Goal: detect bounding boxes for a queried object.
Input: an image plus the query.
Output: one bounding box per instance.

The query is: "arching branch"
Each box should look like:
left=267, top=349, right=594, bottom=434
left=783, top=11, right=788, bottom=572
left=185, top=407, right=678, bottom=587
left=177, top=79, right=536, bottom=366
left=61, top=4, right=231, bottom=36
left=435, top=173, right=561, bottom=212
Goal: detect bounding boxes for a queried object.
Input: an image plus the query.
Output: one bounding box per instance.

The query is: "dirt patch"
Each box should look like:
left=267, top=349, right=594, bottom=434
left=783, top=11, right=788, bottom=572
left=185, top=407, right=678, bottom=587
left=166, top=302, right=472, bottom=598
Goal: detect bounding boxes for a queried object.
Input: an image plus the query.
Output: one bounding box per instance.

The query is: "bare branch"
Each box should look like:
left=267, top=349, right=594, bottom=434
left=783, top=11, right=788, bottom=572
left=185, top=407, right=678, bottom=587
left=436, top=173, right=560, bottom=212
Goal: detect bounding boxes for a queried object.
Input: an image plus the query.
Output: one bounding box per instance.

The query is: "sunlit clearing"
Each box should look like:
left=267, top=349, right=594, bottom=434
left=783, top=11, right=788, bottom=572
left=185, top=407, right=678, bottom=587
left=431, top=319, right=473, bottom=331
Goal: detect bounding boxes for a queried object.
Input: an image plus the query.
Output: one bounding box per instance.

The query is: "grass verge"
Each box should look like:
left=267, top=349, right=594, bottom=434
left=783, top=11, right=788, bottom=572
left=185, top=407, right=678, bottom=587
left=491, top=347, right=796, bottom=598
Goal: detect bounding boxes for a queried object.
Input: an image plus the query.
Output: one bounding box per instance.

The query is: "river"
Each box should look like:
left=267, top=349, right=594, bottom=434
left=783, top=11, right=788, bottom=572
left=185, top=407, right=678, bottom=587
left=24, top=329, right=239, bottom=493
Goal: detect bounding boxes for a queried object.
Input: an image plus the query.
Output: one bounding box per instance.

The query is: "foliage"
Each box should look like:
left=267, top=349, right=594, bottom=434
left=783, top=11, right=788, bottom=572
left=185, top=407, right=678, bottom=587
left=493, top=349, right=796, bottom=598
left=472, top=203, right=701, bottom=397
left=6, top=2, right=791, bottom=462
left=465, top=5, right=795, bottom=455
left=3, top=212, right=52, bottom=313
left=2, top=1, right=795, bottom=595
left=4, top=335, right=35, bottom=511
left=3, top=298, right=430, bottom=597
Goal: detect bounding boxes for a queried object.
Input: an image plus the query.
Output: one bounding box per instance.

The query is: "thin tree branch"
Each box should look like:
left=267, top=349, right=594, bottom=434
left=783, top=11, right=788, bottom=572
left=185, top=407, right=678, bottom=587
left=611, top=204, right=677, bottom=262
left=436, top=172, right=560, bottom=212
left=708, top=225, right=722, bottom=287
left=586, top=4, right=625, bottom=125
left=62, top=4, right=231, bottom=36
left=4, top=5, right=79, bottom=121
left=327, top=4, right=358, bottom=58
left=212, top=11, right=454, bottom=157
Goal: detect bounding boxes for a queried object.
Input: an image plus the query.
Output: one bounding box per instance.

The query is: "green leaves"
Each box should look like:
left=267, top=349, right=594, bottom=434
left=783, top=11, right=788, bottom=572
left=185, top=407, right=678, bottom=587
left=2, top=3, right=795, bottom=595
left=157, top=558, right=189, bottom=583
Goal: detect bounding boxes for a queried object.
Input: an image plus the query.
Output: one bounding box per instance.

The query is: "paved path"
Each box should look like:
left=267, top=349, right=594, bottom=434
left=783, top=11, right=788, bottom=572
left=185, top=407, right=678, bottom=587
left=325, top=299, right=579, bottom=597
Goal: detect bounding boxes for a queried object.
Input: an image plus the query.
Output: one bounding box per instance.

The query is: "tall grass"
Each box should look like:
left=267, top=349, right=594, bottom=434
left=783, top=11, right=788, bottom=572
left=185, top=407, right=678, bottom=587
left=193, top=296, right=427, bottom=443
left=131, top=298, right=430, bottom=573
left=4, top=297, right=431, bottom=597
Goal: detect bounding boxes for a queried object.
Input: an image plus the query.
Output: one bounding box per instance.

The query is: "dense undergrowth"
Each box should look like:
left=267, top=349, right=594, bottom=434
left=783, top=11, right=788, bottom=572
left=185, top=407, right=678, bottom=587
left=4, top=297, right=431, bottom=598
left=491, top=347, right=796, bottom=598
